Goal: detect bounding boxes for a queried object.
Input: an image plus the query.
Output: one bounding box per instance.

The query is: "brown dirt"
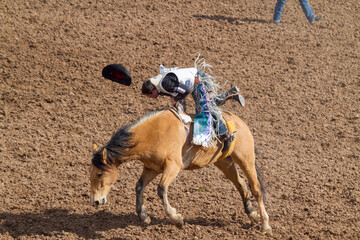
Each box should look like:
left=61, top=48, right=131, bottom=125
left=1, top=0, right=359, bottom=239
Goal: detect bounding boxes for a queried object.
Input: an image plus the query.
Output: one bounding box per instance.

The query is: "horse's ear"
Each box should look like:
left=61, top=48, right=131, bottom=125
left=102, top=148, right=108, bottom=163
left=92, top=143, right=99, bottom=152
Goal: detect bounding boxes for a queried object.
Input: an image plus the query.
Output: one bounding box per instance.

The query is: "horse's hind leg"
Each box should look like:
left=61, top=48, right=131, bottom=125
left=157, top=162, right=183, bottom=228
left=136, top=167, right=159, bottom=225
left=214, top=157, right=259, bottom=222
left=231, top=152, right=272, bottom=234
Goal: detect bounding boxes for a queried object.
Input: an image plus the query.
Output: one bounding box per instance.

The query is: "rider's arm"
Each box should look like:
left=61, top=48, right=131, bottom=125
left=162, top=73, right=191, bottom=101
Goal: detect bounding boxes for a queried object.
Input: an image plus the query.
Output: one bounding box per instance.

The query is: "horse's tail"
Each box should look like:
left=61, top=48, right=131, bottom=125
left=255, top=161, right=268, bottom=204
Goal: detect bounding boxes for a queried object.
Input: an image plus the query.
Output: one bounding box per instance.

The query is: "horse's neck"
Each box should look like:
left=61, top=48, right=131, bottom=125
left=125, top=109, right=187, bottom=158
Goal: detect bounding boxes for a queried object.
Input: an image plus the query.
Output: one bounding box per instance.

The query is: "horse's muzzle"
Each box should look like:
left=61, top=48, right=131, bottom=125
left=93, top=197, right=107, bottom=206
left=91, top=192, right=107, bottom=206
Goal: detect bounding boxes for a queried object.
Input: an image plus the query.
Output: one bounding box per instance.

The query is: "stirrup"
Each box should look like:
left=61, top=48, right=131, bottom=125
left=226, top=86, right=245, bottom=106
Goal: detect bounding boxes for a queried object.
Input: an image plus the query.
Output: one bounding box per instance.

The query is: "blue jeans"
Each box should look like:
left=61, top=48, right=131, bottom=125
left=211, top=114, right=228, bottom=136
left=273, top=0, right=315, bottom=22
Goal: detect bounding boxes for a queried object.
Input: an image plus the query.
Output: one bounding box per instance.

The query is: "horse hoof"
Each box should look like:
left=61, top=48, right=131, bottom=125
left=140, top=216, right=151, bottom=225
left=260, top=225, right=272, bottom=235
left=174, top=215, right=184, bottom=228
left=175, top=221, right=184, bottom=228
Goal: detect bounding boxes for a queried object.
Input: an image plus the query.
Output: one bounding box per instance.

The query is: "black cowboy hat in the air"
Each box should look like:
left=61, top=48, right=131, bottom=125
left=102, top=64, right=131, bottom=86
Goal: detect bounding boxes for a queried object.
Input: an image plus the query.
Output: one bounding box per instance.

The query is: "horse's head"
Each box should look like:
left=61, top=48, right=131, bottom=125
left=90, top=144, right=118, bottom=206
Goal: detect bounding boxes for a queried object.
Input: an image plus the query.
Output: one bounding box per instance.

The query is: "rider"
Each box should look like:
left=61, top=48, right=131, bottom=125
left=141, top=59, right=244, bottom=152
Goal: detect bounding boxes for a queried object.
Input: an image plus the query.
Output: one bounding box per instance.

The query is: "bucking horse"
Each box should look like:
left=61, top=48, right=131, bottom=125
left=90, top=108, right=272, bottom=234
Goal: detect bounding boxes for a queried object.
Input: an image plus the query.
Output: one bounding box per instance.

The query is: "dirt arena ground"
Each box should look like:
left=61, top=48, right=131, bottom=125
left=1, top=0, right=359, bottom=239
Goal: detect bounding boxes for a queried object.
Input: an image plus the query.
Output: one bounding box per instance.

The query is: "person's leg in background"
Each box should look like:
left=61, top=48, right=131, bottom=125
left=299, top=0, right=323, bottom=24
left=298, top=0, right=314, bottom=21
left=273, top=0, right=287, bottom=25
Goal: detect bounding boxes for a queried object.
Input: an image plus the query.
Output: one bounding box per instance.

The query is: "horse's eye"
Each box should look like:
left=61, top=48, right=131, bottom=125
left=97, top=173, right=103, bottom=178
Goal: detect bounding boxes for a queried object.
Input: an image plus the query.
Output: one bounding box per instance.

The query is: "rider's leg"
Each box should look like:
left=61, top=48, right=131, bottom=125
left=215, top=92, right=227, bottom=106
left=227, top=86, right=245, bottom=106
left=220, top=129, right=235, bottom=153
left=212, top=115, right=235, bottom=153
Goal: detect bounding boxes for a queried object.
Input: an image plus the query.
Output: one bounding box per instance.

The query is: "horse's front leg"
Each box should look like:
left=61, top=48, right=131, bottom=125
left=136, top=167, right=159, bottom=225
left=157, top=162, right=183, bottom=228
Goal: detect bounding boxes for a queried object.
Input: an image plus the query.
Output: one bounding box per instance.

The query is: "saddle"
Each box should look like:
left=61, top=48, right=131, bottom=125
left=169, top=108, right=236, bottom=161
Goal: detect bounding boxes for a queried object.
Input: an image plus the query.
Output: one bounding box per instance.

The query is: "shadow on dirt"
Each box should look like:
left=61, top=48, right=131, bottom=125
left=0, top=208, right=247, bottom=238
left=186, top=217, right=252, bottom=229
left=193, top=15, right=267, bottom=24
left=239, top=17, right=268, bottom=23
left=193, top=14, right=239, bottom=24
left=0, top=208, right=141, bottom=239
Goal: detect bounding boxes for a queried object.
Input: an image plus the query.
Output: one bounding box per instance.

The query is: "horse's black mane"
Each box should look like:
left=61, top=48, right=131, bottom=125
left=92, top=125, right=135, bottom=171
left=92, top=109, right=166, bottom=171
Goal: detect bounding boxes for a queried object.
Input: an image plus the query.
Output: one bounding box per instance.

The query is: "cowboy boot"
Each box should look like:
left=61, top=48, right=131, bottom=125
left=215, top=86, right=245, bottom=106
left=220, top=131, right=235, bottom=153
left=226, top=86, right=245, bottom=106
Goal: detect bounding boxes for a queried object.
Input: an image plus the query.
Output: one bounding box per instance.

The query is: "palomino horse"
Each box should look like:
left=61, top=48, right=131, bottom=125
left=90, top=109, right=272, bottom=233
